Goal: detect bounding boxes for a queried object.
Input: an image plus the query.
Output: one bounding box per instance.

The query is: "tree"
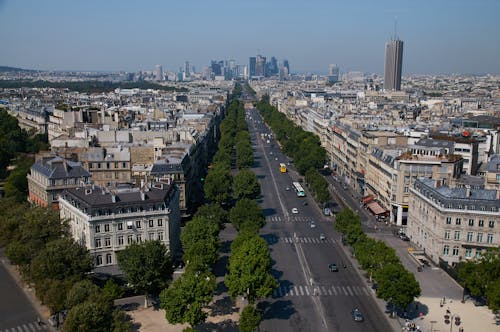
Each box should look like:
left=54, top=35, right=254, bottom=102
left=194, top=204, right=228, bottom=228
left=239, top=304, right=261, bottom=332
left=102, top=278, right=125, bottom=301
left=225, top=235, right=278, bottom=302
left=3, top=158, right=33, bottom=202
left=160, top=270, right=216, bottom=328
left=62, top=301, right=113, bottom=332
left=30, top=238, right=93, bottom=283
left=65, top=279, right=102, bottom=309
left=204, top=164, right=232, bottom=205
left=375, top=263, right=421, bottom=310
left=38, top=278, right=75, bottom=313
left=117, top=240, right=172, bottom=305
left=229, top=199, right=265, bottom=233
left=233, top=169, right=260, bottom=200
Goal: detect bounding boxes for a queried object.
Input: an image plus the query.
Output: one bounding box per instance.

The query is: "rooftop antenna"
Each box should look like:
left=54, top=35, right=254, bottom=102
left=393, top=16, right=398, bottom=40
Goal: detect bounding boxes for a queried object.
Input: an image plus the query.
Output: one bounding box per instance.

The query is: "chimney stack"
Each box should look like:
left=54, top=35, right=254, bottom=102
left=465, top=185, right=471, bottom=198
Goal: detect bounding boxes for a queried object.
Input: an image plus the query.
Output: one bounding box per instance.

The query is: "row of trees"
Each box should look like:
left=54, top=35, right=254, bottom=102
left=334, top=209, right=421, bottom=311
left=457, top=249, right=500, bottom=311
left=255, top=96, right=331, bottom=204
left=0, top=197, right=133, bottom=331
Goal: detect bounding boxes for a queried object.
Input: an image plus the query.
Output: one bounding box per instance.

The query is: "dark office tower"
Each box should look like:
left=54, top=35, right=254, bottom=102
left=255, top=55, right=266, bottom=77
left=384, top=39, right=404, bottom=91
left=185, top=61, right=190, bottom=77
left=267, top=56, right=278, bottom=76
left=249, top=57, right=256, bottom=78
left=283, top=59, right=290, bottom=74
left=211, top=60, right=222, bottom=76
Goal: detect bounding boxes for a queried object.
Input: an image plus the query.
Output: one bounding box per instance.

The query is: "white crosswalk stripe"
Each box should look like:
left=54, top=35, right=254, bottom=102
left=279, top=236, right=333, bottom=244
left=272, top=284, right=371, bottom=298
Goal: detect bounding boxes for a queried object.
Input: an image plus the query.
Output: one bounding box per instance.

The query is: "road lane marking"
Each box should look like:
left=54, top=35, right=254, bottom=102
left=364, top=287, right=371, bottom=295
left=346, top=286, right=354, bottom=296
left=341, top=286, right=348, bottom=295
left=321, top=286, right=328, bottom=295
left=299, top=285, right=304, bottom=295
left=331, top=286, right=337, bottom=295
left=305, top=285, right=310, bottom=295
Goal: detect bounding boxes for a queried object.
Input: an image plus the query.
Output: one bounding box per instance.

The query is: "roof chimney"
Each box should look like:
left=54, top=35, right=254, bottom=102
left=436, top=180, right=441, bottom=188
left=496, top=186, right=500, bottom=200
left=465, top=185, right=471, bottom=198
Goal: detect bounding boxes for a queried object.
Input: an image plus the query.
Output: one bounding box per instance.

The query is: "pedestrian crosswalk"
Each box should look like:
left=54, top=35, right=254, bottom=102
left=280, top=236, right=335, bottom=244
left=0, top=321, right=49, bottom=332
left=267, top=216, right=315, bottom=223
left=272, top=284, right=372, bottom=298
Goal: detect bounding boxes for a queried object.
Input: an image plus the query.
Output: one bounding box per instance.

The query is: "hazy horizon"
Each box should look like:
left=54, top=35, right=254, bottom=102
left=1, top=0, right=499, bottom=75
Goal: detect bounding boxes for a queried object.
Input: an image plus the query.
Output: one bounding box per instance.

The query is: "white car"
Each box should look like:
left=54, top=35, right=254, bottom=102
left=310, top=221, right=316, bottom=228
left=291, top=208, right=299, bottom=214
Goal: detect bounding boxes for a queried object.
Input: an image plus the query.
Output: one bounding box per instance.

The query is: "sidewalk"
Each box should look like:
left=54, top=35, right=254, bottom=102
left=0, top=252, right=54, bottom=330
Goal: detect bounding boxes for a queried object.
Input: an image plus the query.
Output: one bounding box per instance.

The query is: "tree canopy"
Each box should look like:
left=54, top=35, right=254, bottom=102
left=233, top=169, right=261, bottom=200
left=229, top=198, right=265, bottom=233
left=117, top=240, right=172, bottom=296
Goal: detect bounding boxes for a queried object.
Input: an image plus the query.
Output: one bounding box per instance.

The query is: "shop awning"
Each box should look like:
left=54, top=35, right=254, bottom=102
left=367, top=201, right=386, bottom=215
left=362, top=196, right=374, bottom=204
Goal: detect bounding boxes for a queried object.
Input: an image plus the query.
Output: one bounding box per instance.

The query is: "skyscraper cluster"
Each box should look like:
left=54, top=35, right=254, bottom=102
left=249, top=55, right=289, bottom=79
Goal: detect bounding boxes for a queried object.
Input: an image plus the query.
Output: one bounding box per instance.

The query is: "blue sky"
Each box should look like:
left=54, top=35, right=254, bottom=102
left=0, top=0, right=499, bottom=74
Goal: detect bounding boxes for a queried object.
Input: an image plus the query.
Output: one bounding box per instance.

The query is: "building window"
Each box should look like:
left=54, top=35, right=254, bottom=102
left=158, top=232, right=164, bottom=241
left=446, top=217, right=451, bottom=225
left=118, top=223, right=123, bottom=231
left=475, top=250, right=482, bottom=259
left=444, top=231, right=450, bottom=240
left=477, top=233, right=483, bottom=243
left=149, top=219, right=154, bottom=227
left=489, top=221, right=495, bottom=228
left=466, top=232, right=473, bottom=242
left=454, top=231, right=460, bottom=241
left=149, top=232, right=155, bottom=240
left=455, top=218, right=461, bottom=225
left=127, top=221, right=133, bottom=229
left=104, top=237, right=111, bottom=247
left=95, top=238, right=102, bottom=248
left=127, top=235, right=133, bottom=244
left=95, top=225, right=101, bottom=233
left=96, top=255, right=102, bottom=266
left=106, top=254, right=112, bottom=264
left=104, top=224, right=110, bottom=232
left=443, top=245, right=449, bottom=256
left=158, top=219, right=163, bottom=227
left=452, top=246, right=459, bottom=256
left=465, top=248, right=472, bottom=258
left=479, top=220, right=484, bottom=227
left=468, top=219, right=474, bottom=226
left=118, top=236, right=124, bottom=245
left=487, top=234, right=493, bottom=244
left=89, top=162, right=93, bottom=169
left=404, top=186, right=409, bottom=193
left=136, top=234, right=142, bottom=242
left=136, top=220, right=141, bottom=228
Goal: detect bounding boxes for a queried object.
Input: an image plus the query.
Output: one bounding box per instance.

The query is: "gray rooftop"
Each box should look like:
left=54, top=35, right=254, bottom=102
left=31, top=156, right=91, bottom=179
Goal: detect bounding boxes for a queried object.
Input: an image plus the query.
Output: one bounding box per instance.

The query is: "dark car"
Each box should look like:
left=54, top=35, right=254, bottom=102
left=351, top=308, right=364, bottom=322
left=329, top=263, right=338, bottom=272
left=399, top=234, right=410, bottom=241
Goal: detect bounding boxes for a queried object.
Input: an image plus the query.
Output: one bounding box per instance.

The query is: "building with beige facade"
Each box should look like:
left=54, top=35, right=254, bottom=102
left=407, top=178, right=500, bottom=266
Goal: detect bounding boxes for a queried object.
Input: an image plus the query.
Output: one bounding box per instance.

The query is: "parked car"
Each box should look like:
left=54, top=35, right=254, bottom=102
left=324, top=208, right=331, bottom=216
left=291, top=208, right=299, bottom=214
left=399, top=234, right=410, bottom=241
left=351, top=308, right=364, bottom=322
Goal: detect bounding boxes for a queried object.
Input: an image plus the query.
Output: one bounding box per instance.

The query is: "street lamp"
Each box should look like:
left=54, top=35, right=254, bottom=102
left=444, top=309, right=462, bottom=332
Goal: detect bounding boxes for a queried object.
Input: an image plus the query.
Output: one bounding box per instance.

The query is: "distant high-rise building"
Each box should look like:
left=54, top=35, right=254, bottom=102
left=184, top=61, right=190, bottom=77
left=249, top=57, right=256, bottom=78
left=155, top=64, right=163, bottom=81
left=283, top=59, right=290, bottom=75
left=266, top=56, right=278, bottom=76
left=328, top=64, right=339, bottom=83
left=255, top=55, right=266, bottom=77
left=384, top=39, right=404, bottom=91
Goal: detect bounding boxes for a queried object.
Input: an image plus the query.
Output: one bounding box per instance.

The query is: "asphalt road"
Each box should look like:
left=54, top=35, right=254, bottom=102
left=0, top=256, right=50, bottom=332
left=245, top=106, right=394, bottom=332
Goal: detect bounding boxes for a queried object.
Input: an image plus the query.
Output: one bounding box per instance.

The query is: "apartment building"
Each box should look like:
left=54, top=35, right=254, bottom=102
left=407, top=178, right=500, bottom=266
left=58, top=182, right=180, bottom=275
left=78, top=147, right=132, bottom=187
left=27, top=155, right=91, bottom=209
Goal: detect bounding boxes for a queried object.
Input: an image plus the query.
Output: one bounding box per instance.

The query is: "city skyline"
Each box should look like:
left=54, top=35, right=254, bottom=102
left=0, top=0, right=499, bottom=74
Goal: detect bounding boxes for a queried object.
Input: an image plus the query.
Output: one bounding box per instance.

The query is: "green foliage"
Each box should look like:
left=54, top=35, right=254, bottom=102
left=375, top=263, right=421, bottom=309
left=5, top=206, right=68, bottom=266
left=239, top=304, right=261, bottom=332
left=102, top=278, right=125, bottom=301
left=181, top=215, right=220, bottom=271
left=160, top=270, right=216, bottom=328
left=203, top=164, right=233, bottom=205
left=304, top=168, right=331, bottom=204
left=233, top=169, right=260, bottom=200
left=229, top=198, right=265, bottom=233
left=194, top=203, right=228, bottom=228
left=65, top=279, right=102, bottom=309
left=117, top=240, right=172, bottom=296
left=62, top=301, right=113, bottom=332
left=30, top=238, right=93, bottom=282
left=3, top=157, right=33, bottom=202
left=457, top=248, right=500, bottom=310
left=38, top=278, right=75, bottom=313
left=0, top=198, right=27, bottom=246
left=225, top=235, right=278, bottom=302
